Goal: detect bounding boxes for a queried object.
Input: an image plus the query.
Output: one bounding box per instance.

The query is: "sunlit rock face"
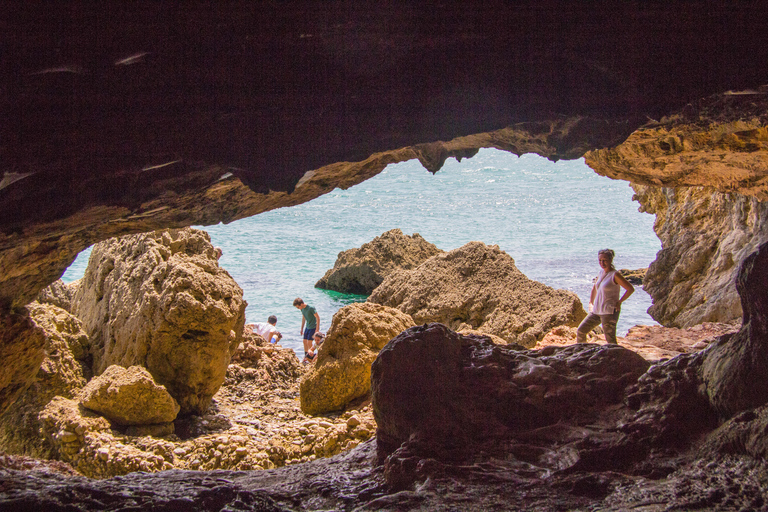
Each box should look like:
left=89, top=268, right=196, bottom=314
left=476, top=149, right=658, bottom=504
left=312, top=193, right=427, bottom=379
left=71, top=228, right=245, bottom=414
left=632, top=185, right=768, bottom=327
left=585, top=94, right=768, bottom=198
left=315, top=229, right=442, bottom=295
left=369, top=242, right=586, bottom=347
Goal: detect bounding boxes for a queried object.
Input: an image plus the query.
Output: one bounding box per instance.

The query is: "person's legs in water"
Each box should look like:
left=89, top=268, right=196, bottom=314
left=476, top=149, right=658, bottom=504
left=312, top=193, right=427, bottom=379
left=576, top=313, right=602, bottom=343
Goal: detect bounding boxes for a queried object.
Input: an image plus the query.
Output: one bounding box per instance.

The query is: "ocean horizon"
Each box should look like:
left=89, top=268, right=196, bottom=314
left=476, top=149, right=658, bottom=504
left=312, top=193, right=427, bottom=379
left=63, top=149, right=661, bottom=355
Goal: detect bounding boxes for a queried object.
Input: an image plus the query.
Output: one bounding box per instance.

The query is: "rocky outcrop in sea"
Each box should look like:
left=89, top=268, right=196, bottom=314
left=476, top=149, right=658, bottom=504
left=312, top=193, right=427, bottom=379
left=315, top=228, right=443, bottom=295
left=369, top=241, right=586, bottom=347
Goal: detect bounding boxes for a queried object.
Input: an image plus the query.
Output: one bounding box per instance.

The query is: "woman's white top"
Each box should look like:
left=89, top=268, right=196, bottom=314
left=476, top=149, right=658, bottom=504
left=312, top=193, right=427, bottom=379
left=592, top=269, right=620, bottom=315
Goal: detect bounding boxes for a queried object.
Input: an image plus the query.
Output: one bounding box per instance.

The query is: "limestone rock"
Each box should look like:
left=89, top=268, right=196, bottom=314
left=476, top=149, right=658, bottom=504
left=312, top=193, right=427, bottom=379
left=71, top=228, right=246, bottom=414
left=0, top=302, right=89, bottom=457
left=618, top=268, right=646, bottom=286
left=701, top=240, right=768, bottom=416
left=229, top=330, right=305, bottom=390
left=371, top=323, right=650, bottom=459
left=0, top=310, right=46, bottom=416
left=585, top=94, right=768, bottom=200
left=315, top=229, right=443, bottom=295
left=79, top=365, right=180, bottom=426
left=38, top=397, right=173, bottom=478
left=35, top=279, right=76, bottom=313
left=368, top=241, right=586, bottom=347
left=300, top=302, right=415, bottom=415
left=632, top=185, right=768, bottom=327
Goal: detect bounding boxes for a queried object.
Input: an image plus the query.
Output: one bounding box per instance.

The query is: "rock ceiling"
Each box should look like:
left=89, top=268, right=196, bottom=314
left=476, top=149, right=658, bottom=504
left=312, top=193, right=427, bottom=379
left=1, top=3, right=768, bottom=309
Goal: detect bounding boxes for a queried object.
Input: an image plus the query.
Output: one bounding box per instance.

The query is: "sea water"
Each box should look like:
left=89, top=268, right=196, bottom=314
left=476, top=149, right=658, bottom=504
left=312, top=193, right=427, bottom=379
left=62, top=150, right=661, bottom=355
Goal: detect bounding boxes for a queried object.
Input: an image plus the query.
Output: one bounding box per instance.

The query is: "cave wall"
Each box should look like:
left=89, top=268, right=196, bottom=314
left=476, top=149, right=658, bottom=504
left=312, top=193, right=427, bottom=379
left=2, top=3, right=768, bottom=417
left=632, top=185, right=768, bottom=328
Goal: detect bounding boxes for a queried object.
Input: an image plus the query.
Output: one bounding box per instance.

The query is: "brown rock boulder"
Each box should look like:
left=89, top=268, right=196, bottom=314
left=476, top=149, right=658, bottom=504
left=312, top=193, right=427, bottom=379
left=371, top=323, right=650, bottom=459
left=300, top=302, right=415, bottom=415
left=368, top=241, right=586, bottom=347
left=0, top=302, right=90, bottom=457
left=315, top=229, right=443, bottom=295
left=79, top=365, right=180, bottom=426
left=71, top=227, right=246, bottom=415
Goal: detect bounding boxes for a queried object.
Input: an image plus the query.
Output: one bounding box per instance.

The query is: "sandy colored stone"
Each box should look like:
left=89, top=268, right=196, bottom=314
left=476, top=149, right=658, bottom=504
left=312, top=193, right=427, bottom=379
left=71, top=228, right=246, bottom=414
left=38, top=396, right=173, bottom=478
left=368, top=241, right=586, bottom=347
left=315, top=229, right=443, bottom=295
left=35, top=279, right=76, bottom=313
left=0, top=302, right=89, bottom=457
left=0, top=310, right=47, bottom=416
left=300, top=302, right=415, bottom=415
left=229, top=330, right=306, bottom=390
left=79, top=365, right=180, bottom=426
left=630, top=185, right=768, bottom=328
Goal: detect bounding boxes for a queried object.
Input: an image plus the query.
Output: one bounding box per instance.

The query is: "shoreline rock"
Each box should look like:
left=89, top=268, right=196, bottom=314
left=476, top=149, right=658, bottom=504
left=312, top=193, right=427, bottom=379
left=369, top=241, right=586, bottom=347
left=315, top=229, right=443, bottom=295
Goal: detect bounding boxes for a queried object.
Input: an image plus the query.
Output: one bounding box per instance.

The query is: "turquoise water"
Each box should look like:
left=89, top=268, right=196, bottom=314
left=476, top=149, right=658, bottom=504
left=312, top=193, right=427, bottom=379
left=63, top=150, right=661, bottom=355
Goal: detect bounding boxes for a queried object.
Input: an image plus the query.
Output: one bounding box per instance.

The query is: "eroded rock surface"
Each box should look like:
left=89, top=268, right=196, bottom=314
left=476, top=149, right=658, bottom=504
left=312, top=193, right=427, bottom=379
left=632, top=184, right=768, bottom=327
left=0, top=310, right=47, bottom=416
left=79, top=365, right=180, bottom=426
left=371, top=323, right=650, bottom=461
left=0, top=302, right=89, bottom=457
left=71, top=228, right=246, bottom=415
left=315, top=229, right=443, bottom=295
left=300, top=302, right=415, bottom=415
left=369, top=241, right=586, bottom=347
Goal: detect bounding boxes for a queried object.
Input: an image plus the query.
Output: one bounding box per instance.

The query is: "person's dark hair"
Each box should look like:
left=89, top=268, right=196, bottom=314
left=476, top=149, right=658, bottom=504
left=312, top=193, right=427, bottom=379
left=268, top=315, right=277, bottom=325
left=598, top=249, right=616, bottom=270
left=293, top=298, right=304, bottom=307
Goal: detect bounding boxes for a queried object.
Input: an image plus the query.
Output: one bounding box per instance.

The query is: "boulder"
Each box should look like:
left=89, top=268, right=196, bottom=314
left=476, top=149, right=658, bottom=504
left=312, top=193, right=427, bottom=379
left=300, top=302, right=415, bottom=415
left=371, top=323, right=650, bottom=459
left=229, top=330, right=305, bottom=390
left=315, top=229, right=443, bottom=295
left=368, top=241, right=586, bottom=347
left=71, top=228, right=246, bottom=414
left=0, top=302, right=89, bottom=457
left=79, top=365, right=180, bottom=426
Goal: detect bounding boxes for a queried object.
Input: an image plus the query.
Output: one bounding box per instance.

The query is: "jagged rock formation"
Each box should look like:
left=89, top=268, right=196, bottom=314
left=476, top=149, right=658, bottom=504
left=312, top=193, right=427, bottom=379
left=631, top=185, right=768, bottom=327
left=300, top=302, right=415, bottom=415
left=369, top=241, right=586, bottom=347
left=229, top=330, right=306, bottom=390
left=0, top=302, right=89, bottom=457
left=3, top=4, right=768, bottom=510
left=371, top=323, right=650, bottom=463
left=71, top=228, right=246, bottom=415
left=585, top=93, right=768, bottom=199
left=315, top=229, right=443, bottom=295
left=79, top=365, right=180, bottom=427
left=35, top=280, right=76, bottom=313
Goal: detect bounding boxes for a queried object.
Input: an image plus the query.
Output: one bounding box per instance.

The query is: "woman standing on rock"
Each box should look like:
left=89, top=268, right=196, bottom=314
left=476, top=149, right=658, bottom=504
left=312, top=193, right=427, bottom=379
left=576, top=249, right=634, bottom=344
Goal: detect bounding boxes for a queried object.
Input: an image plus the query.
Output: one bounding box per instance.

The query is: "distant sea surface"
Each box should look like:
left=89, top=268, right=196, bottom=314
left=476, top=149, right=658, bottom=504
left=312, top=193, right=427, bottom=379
left=63, top=150, right=661, bottom=355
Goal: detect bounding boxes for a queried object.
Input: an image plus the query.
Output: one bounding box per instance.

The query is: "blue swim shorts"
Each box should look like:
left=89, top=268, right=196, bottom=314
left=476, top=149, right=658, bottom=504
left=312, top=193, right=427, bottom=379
left=303, top=327, right=316, bottom=340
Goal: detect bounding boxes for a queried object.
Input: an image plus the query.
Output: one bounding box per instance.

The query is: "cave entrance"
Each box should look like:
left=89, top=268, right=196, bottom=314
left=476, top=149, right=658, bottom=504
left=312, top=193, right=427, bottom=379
left=63, top=149, right=661, bottom=357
